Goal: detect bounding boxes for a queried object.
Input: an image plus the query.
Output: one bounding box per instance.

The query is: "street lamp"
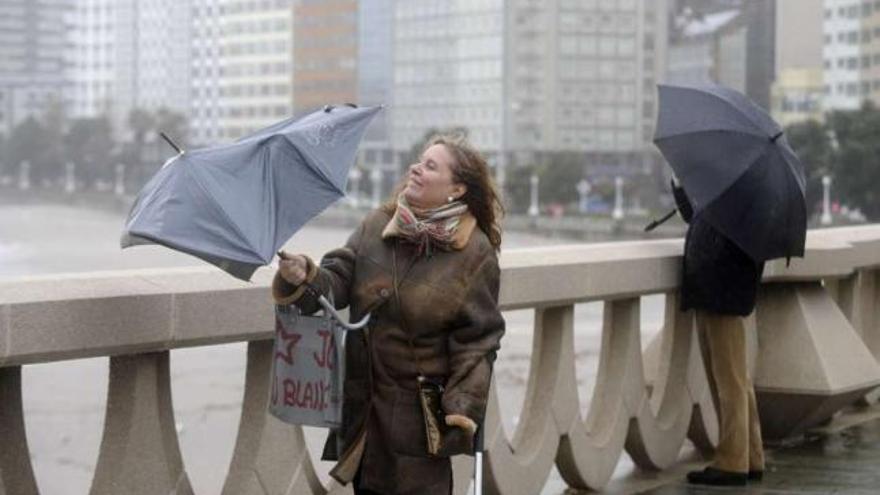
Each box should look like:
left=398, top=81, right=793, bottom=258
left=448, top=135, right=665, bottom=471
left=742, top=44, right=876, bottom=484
left=65, top=161, right=76, bottom=194
left=370, top=168, right=382, bottom=208
left=18, top=161, right=30, bottom=191
left=576, top=179, right=591, bottom=214
left=528, top=174, right=540, bottom=217
left=114, top=163, right=126, bottom=197
left=348, top=168, right=362, bottom=208
left=821, top=175, right=832, bottom=226
left=612, top=176, right=625, bottom=220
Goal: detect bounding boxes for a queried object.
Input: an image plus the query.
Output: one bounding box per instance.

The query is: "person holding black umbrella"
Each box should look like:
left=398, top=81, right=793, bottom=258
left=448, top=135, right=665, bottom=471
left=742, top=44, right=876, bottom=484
left=671, top=178, right=765, bottom=486
left=651, top=83, right=808, bottom=487
left=275, top=133, right=505, bottom=495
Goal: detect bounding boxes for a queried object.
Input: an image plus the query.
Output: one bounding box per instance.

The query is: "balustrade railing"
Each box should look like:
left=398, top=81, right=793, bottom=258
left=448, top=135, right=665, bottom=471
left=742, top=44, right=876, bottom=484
left=1, top=226, right=879, bottom=495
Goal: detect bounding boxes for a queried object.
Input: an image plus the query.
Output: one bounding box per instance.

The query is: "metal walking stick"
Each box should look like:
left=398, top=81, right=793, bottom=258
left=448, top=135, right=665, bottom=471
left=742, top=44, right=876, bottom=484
left=473, top=419, right=485, bottom=495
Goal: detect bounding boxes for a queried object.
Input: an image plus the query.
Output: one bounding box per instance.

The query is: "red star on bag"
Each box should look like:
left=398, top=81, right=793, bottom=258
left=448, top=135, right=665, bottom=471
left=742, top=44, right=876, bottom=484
left=274, top=316, right=302, bottom=365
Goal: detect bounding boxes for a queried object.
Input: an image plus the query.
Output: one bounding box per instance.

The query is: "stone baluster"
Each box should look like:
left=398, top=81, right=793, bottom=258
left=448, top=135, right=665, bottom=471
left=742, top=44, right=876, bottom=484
left=481, top=298, right=717, bottom=494
left=753, top=281, right=880, bottom=440
left=222, top=340, right=328, bottom=495
left=0, top=366, right=39, bottom=495
left=90, top=352, right=193, bottom=495
left=482, top=306, right=569, bottom=494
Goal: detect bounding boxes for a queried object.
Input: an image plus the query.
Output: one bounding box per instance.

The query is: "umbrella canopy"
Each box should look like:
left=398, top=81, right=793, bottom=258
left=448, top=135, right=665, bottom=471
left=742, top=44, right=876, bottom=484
left=121, top=105, right=382, bottom=280
left=653, top=83, right=807, bottom=261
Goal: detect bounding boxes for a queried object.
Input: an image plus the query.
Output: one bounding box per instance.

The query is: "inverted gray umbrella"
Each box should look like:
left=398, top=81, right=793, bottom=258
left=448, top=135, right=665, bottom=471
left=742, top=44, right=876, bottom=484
left=652, top=83, right=807, bottom=262
left=121, top=104, right=382, bottom=281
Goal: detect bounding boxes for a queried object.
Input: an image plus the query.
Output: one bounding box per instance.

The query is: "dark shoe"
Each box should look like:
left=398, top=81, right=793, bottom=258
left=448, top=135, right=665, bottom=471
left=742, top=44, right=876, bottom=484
left=748, top=469, right=764, bottom=481
left=686, top=467, right=748, bottom=486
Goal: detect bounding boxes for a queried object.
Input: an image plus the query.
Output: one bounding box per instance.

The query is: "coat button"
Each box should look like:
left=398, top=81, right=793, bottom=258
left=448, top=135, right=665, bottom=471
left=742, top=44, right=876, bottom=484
left=379, top=288, right=390, bottom=298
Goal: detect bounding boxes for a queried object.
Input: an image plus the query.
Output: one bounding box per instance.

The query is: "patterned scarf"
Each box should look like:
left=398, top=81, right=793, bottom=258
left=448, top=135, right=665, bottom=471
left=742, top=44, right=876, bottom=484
left=382, top=194, right=469, bottom=257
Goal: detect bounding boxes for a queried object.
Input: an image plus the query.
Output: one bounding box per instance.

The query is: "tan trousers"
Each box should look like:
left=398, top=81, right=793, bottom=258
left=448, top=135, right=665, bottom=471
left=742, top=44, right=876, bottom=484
left=696, top=311, right=765, bottom=473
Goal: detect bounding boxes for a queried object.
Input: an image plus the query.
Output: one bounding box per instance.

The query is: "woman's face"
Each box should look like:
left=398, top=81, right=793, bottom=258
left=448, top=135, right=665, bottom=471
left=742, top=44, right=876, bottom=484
left=403, top=144, right=466, bottom=209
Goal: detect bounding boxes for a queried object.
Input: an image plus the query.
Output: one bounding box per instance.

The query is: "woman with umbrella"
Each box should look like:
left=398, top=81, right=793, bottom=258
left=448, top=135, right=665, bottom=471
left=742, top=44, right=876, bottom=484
left=274, top=134, right=505, bottom=495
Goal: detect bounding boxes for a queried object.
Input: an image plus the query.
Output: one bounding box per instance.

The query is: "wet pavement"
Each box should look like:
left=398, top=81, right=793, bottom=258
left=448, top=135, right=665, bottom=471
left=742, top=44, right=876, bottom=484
left=623, top=406, right=880, bottom=495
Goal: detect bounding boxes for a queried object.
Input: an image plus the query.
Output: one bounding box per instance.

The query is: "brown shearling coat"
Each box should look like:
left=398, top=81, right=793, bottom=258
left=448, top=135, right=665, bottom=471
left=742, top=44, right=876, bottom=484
left=272, top=209, right=505, bottom=495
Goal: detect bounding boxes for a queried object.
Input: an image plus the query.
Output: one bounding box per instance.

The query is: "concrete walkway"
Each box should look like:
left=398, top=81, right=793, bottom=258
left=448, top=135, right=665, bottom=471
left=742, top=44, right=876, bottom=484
left=599, top=405, right=880, bottom=495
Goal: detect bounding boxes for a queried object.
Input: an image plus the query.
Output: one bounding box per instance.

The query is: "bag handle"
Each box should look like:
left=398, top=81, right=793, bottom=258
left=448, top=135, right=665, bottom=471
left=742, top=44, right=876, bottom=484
left=302, top=282, right=371, bottom=331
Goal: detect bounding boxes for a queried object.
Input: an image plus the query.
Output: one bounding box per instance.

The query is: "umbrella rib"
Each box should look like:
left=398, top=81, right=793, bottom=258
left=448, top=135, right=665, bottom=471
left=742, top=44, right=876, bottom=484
left=654, top=127, right=767, bottom=142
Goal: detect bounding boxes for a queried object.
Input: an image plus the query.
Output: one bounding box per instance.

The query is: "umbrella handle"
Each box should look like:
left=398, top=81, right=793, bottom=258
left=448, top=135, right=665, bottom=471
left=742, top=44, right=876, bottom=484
left=644, top=209, right=677, bottom=232
left=317, top=294, right=371, bottom=330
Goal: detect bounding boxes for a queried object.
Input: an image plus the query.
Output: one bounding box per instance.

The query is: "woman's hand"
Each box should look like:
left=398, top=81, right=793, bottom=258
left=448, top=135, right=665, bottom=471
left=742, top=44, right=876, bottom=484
left=277, top=251, right=310, bottom=286
left=444, top=414, right=477, bottom=436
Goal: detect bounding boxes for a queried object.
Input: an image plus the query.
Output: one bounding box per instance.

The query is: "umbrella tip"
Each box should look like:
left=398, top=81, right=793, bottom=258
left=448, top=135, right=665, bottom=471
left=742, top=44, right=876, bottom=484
left=160, top=131, right=184, bottom=154
left=770, top=131, right=784, bottom=142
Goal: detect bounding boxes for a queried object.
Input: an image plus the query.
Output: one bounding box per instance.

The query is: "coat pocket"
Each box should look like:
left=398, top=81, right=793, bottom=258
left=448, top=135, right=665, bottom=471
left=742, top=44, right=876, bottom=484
left=389, top=389, right=474, bottom=458
left=390, top=388, right=430, bottom=456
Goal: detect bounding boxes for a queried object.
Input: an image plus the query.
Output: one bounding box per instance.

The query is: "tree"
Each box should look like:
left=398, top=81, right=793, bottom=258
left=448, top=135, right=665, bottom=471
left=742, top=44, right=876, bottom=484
left=40, top=98, right=67, bottom=184
left=783, top=119, right=833, bottom=216
left=126, top=108, right=156, bottom=168
left=5, top=117, right=50, bottom=182
left=66, top=116, right=114, bottom=187
left=826, top=102, right=880, bottom=219
left=536, top=152, right=584, bottom=210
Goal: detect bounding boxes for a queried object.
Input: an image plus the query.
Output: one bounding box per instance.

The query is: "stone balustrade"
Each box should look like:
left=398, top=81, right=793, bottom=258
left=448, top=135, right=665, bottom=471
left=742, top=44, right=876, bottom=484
left=1, top=225, right=879, bottom=495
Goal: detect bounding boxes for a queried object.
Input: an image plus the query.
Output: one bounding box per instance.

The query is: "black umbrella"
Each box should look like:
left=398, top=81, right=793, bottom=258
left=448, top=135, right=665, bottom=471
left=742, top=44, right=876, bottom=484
left=652, top=83, right=807, bottom=261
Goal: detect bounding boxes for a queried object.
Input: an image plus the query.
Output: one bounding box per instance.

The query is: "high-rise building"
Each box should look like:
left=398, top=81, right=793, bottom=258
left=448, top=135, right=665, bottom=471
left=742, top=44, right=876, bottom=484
left=68, top=0, right=119, bottom=120
left=68, top=0, right=191, bottom=134
left=190, top=0, right=224, bottom=145
left=212, top=0, right=295, bottom=142
left=772, top=0, right=824, bottom=126
left=390, top=0, right=668, bottom=188
left=667, top=1, right=776, bottom=110
left=357, top=0, right=393, bottom=148
left=0, top=0, right=72, bottom=136
left=861, top=1, right=880, bottom=104
left=136, top=0, right=192, bottom=116
left=390, top=1, right=505, bottom=164
left=822, top=0, right=880, bottom=111
left=521, top=0, right=668, bottom=162
left=293, top=0, right=358, bottom=115
left=823, top=0, right=862, bottom=110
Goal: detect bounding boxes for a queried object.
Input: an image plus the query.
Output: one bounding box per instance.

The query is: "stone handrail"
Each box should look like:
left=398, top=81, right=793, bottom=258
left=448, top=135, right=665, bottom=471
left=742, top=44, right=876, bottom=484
left=1, top=225, right=879, bottom=494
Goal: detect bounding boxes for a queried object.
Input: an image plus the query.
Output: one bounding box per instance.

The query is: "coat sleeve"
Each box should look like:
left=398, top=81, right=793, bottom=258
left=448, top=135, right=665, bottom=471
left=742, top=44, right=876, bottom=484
left=271, top=218, right=366, bottom=314
left=671, top=179, right=694, bottom=224
left=442, top=249, right=505, bottom=424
